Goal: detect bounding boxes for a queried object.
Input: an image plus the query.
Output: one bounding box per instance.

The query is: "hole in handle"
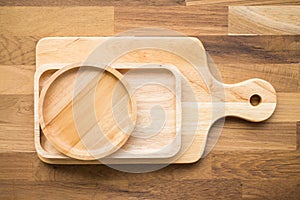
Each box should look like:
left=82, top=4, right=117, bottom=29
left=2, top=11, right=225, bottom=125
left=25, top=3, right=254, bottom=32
left=250, top=94, right=261, bottom=106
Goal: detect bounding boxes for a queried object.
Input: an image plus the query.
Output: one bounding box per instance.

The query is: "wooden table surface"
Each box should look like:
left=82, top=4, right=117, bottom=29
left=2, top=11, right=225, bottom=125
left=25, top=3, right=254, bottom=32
left=0, top=1, right=299, bottom=199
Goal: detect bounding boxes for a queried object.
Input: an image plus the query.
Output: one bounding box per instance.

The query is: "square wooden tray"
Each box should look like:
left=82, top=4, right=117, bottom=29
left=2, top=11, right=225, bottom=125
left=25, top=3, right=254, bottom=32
left=35, top=63, right=183, bottom=161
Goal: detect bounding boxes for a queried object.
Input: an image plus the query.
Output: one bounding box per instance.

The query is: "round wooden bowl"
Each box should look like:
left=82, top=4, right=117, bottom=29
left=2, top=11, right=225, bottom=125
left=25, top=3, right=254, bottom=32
left=39, top=64, right=137, bottom=160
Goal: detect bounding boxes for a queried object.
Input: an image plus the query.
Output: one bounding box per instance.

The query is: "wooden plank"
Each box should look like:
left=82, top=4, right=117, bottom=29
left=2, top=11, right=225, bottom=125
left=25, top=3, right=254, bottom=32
left=170, top=155, right=212, bottom=180
left=0, top=36, right=37, bottom=65
left=0, top=0, right=184, bottom=6
left=229, top=6, right=300, bottom=35
left=2, top=35, right=298, bottom=65
left=0, top=65, right=34, bottom=95
left=298, top=65, right=300, bottom=91
left=215, top=63, right=299, bottom=92
left=0, top=152, right=34, bottom=180
left=212, top=151, right=300, bottom=179
left=0, top=180, right=129, bottom=199
left=0, top=6, right=112, bottom=65
left=199, top=35, right=300, bottom=65
left=34, top=151, right=174, bottom=182
left=125, top=167, right=174, bottom=182
left=3, top=152, right=171, bottom=182
left=128, top=179, right=241, bottom=199
left=185, top=0, right=300, bottom=6
left=211, top=120, right=296, bottom=151
left=0, top=180, right=14, bottom=200
left=33, top=158, right=130, bottom=182
left=297, top=122, right=300, bottom=150
left=271, top=93, right=300, bottom=122
left=0, top=6, right=114, bottom=36
left=115, top=6, right=228, bottom=35
left=242, top=179, right=300, bottom=199
left=2, top=140, right=297, bottom=196
left=0, top=95, right=34, bottom=152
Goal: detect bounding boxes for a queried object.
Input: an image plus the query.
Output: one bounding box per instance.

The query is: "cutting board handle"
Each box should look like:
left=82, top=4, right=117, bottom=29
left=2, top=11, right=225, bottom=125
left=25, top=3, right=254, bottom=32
left=221, top=78, right=277, bottom=122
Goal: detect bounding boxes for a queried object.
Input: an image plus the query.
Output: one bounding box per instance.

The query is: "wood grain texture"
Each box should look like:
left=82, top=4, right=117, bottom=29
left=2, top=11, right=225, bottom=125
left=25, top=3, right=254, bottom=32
left=37, top=64, right=180, bottom=160
left=221, top=78, right=276, bottom=122
left=0, top=35, right=37, bottom=65
left=0, top=0, right=184, bottom=6
left=0, top=152, right=34, bottom=180
left=127, top=179, right=242, bottom=199
left=115, top=6, right=228, bottom=35
left=0, top=179, right=129, bottom=200
left=297, top=121, right=300, bottom=150
left=199, top=35, right=300, bottom=64
left=35, top=37, right=278, bottom=164
left=0, top=65, right=34, bottom=94
left=212, top=151, right=300, bottom=179
left=29, top=91, right=299, bottom=162
left=39, top=65, right=136, bottom=160
left=35, top=37, right=210, bottom=164
left=32, top=152, right=176, bottom=182
left=0, top=3, right=299, bottom=199
left=170, top=155, right=212, bottom=180
left=0, top=6, right=114, bottom=36
left=229, top=6, right=300, bottom=35
left=211, top=120, right=296, bottom=151
left=271, top=93, right=300, bottom=122
left=242, top=179, right=300, bottom=199
left=2, top=35, right=299, bottom=65
left=216, top=63, right=299, bottom=92
left=0, top=95, right=34, bottom=153
left=185, top=0, right=300, bottom=6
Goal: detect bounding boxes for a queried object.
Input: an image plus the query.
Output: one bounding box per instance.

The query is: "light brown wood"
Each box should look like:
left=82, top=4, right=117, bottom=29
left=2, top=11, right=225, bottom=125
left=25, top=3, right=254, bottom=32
left=0, top=3, right=299, bottom=199
left=197, top=35, right=300, bottom=65
left=109, top=64, right=182, bottom=158
left=209, top=79, right=276, bottom=122
left=0, top=95, right=35, bottom=153
left=35, top=37, right=210, bottom=164
left=0, top=179, right=130, bottom=199
left=36, top=64, right=182, bottom=159
left=3, top=35, right=299, bottom=66
left=0, top=35, right=37, bottom=65
left=297, top=122, right=300, bottom=150
left=35, top=37, right=277, bottom=163
left=211, top=120, right=296, bottom=151
left=270, top=93, right=300, bottom=122
left=0, top=65, right=34, bottom=95
left=0, top=6, right=114, bottom=36
left=0, top=0, right=184, bottom=6
left=216, top=63, right=300, bottom=92
left=185, top=0, right=300, bottom=6
left=39, top=64, right=137, bottom=160
left=115, top=6, right=228, bottom=35
left=242, top=179, right=300, bottom=199
left=1, top=92, right=295, bottom=155
left=127, top=179, right=242, bottom=199
left=212, top=150, right=300, bottom=179
left=229, top=6, right=300, bottom=35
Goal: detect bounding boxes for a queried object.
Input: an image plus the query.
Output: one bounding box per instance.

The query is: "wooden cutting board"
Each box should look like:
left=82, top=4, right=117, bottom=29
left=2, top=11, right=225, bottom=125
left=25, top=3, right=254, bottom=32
left=35, top=37, right=277, bottom=164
